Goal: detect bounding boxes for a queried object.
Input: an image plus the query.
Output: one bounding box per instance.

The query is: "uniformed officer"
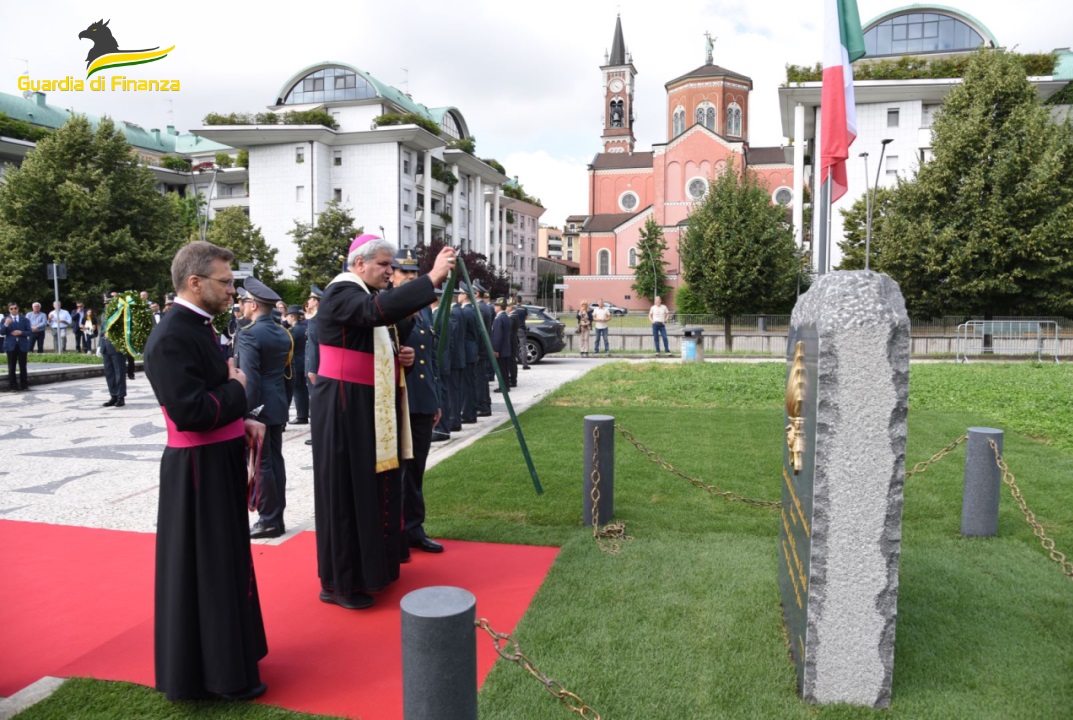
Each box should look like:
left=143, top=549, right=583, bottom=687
left=472, top=282, right=494, bottom=416
left=447, top=284, right=468, bottom=431
left=237, top=277, right=294, bottom=539
left=430, top=287, right=452, bottom=442
left=391, top=249, right=445, bottom=555
left=286, top=305, right=308, bottom=424
left=303, top=284, right=323, bottom=447
left=459, top=284, right=480, bottom=424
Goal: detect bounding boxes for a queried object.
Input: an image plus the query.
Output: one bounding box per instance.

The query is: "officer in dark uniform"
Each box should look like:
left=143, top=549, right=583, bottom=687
left=473, top=282, right=494, bottom=416
left=447, top=285, right=468, bottom=431
left=430, top=287, right=451, bottom=442
left=286, top=306, right=308, bottom=424
left=303, top=285, right=322, bottom=446
left=514, top=294, right=530, bottom=370
left=508, top=298, right=522, bottom=387
left=237, top=278, right=294, bottom=539
left=459, top=285, right=480, bottom=424
left=391, top=249, right=445, bottom=555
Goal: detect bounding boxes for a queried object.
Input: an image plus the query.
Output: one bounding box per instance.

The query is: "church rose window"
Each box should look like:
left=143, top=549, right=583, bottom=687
left=773, top=187, right=793, bottom=207
left=687, top=177, right=708, bottom=200
left=619, top=191, right=639, bottom=212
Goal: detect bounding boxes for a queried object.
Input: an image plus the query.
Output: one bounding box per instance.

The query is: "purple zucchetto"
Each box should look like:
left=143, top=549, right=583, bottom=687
left=349, top=233, right=381, bottom=255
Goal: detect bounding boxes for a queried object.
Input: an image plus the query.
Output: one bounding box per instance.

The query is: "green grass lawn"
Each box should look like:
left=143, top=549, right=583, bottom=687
left=16, top=362, right=1073, bottom=719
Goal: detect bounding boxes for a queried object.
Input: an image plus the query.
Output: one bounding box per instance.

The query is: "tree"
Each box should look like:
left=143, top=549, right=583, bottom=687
left=291, top=200, right=359, bottom=291
left=0, top=115, right=185, bottom=307
left=631, top=217, right=670, bottom=302
left=869, top=49, right=1073, bottom=318
left=206, top=207, right=281, bottom=287
left=679, top=157, right=798, bottom=350
left=835, top=186, right=895, bottom=270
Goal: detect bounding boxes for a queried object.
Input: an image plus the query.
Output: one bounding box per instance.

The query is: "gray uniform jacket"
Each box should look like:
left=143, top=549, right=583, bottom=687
left=236, top=316, right=293, bottom=426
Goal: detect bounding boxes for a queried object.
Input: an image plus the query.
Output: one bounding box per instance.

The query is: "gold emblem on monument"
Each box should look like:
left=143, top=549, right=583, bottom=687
left=785, top=341, right=807, bottom=474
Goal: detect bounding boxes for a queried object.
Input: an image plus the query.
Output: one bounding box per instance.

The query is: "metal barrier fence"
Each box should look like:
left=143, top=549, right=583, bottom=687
left=956, top=320, right=1062, bottom=363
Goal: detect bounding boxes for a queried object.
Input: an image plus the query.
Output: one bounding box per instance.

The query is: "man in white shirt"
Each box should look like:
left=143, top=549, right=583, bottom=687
left=648, top=296, right=670, bottom=355
left=591, top=301, right=612, bottom=355
left=27, top=302, right=48, bottom=353
left=48, top=301, right=72, bottom=353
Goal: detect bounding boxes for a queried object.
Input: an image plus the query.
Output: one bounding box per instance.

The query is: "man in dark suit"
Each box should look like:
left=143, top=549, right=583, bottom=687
left=236, top=278, right=294, bottom=539
left=71, top=302, right=86, bottom=354
left=392, top=249, right=445, bottom=555
left=459, top=285, right=480, bottom=424
left=286, top=306, right=308, bottom=424
left=303, top=285, right=322, bottom=447
left=447, top=285, right=468, bottom=431
left=490, top=298, right=513, bottom=392
left=507, top=299, right=523, bottom=388
left=2, top=303, right=32, bottom=391
left=514, top=294, right=530, bottom=370
left=473, top=284, right=494, bottom=416
left=100, top=335, right=128, bottom=406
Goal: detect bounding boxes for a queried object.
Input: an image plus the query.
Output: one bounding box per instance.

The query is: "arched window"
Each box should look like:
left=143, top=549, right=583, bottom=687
left=610, top=99, right=624, bottom=127
left=864, top=11, right=987, bottom=57
left=597, top=249, right=611, bottom=275
left=705, top=106, right=715, bottom=130
left=628, top=248, right=637, bottom=267
left=283, top=66, right=376, bottom=105
left=672, top=106, right=685, bottom=137
left=726, top=103, right=742, bottom=137
left=441, top=112, right=461, bottom=140
left=695, top=106, right=705, bottom=126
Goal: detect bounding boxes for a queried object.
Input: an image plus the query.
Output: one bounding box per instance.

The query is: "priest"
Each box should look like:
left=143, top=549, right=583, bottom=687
left=311, top=234, right=456, bottom=610
left=143, top=241, right=269, bottom=701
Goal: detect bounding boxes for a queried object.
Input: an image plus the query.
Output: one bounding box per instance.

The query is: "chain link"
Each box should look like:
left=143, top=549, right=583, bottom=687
left=905, top=434, right=968, bottom=478
left=590, top=426, right=631, bottom=553
left=475, top=618, right=602, bottom=720
left=988, top=439, right=1073, bottom=581
left=614, top=424, right=781, bottom=509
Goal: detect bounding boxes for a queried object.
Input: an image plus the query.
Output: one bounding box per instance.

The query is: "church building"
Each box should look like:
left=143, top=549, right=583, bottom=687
left=564, top=16, right=793, bottom=312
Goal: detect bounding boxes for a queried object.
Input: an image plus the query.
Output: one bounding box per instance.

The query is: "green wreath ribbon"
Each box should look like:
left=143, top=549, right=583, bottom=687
left=104, top=292, right=153, bottom=357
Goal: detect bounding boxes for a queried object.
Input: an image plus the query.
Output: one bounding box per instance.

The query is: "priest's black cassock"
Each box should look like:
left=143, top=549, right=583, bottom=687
left=311, top=274, right=435, bottom=596
left=144, top=303, right=267, bottom=700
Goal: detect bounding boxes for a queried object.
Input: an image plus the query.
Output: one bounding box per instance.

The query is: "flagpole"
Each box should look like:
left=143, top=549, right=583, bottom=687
left=817, top=177, right=830, bottom=275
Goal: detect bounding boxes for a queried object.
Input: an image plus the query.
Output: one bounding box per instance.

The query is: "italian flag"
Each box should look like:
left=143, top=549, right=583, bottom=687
left=820, top=0, right=866, bottom=203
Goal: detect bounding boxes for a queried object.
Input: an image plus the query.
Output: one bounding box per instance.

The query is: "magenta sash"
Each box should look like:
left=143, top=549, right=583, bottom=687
left=318, top=344, right=375, bottom=386
left=162, top=408, right=245, bottom=448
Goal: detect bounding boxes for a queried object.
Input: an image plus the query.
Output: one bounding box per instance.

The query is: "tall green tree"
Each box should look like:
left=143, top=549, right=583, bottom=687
left=206, top=207, right=281, bottom=287
left=631, top=217, right=670, bottom=302
left=0, top=116, right=185, bottom=306
left=679, top=157, right=798, bottom=350
left=872, top=49, right=1073, bottom=318
left=291, top=200, right=359, bottom=291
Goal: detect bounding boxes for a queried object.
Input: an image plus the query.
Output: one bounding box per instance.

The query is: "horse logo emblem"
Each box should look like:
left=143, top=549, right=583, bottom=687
left=78, top=19, right=174, bottom=78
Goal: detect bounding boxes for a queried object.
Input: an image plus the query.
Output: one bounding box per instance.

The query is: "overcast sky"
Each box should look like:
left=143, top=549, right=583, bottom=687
left=2, top=0, right=1070, bottom=230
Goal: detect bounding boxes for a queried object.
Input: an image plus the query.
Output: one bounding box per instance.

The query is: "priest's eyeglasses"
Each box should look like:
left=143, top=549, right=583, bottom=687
left=196, top=275, right=236, bottom=289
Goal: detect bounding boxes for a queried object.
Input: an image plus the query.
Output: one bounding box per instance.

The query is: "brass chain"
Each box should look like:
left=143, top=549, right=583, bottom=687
left=614, top=424, right=781, bottom=508
left=905, top=434, right=968, bottom=478
left=988, top=439, right=1073, bottom=581
left=475, top=618, right=602, bottom=720
left=590, top=426, right=630, bottom=553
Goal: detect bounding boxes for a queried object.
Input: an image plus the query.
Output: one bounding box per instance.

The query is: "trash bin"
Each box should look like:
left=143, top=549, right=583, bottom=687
left=681, top=327, right=704, bottom=363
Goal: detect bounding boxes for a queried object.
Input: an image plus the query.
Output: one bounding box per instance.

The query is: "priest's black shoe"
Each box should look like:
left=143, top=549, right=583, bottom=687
left=410, top=536, right=444, bottom=553
left=431, top=431, right=451, bottom=442
left=217, top=682, right=268, bottom=701
left=102, top=397, right=117, bottom=407
left=319, top=589, right=374, bottom=610
left=250, top=521, right=282, bottom=539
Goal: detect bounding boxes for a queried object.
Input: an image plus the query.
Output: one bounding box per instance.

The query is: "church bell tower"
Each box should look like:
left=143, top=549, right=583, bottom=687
left=601, top=15, right=637, bottom=154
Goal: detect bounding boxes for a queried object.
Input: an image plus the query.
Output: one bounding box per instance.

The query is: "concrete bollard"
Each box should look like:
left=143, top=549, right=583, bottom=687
left=401, top=586, right=477, bottom=720
left=583, top=415, right=615, bottom=527
left=961, top=427, right=1004, bottom=537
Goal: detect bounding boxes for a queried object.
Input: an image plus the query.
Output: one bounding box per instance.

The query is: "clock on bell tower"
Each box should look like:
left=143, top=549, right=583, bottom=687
left=601, top=15, right=636, bottom=154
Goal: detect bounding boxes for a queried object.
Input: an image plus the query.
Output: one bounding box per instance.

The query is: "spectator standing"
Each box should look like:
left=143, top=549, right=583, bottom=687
left=48, top=301, right=71, bottom=353
left=514, top=295, right=530, bottom=370
left=648, top=296, right=670, bottom=355
left=100, top=334, right=127, bottom=407
left=576, top=302, right=592, bottom=357
left=82, top=309, right=98, bottom=354
left=27, top=303, right=47, bottom=353
left=491, top=299, right=513, bottom=391
left=71, top=302, right=86, bottom=353
left=2, top=302, right=32, bottom=391
left=592, top=302, right=612, bottom=355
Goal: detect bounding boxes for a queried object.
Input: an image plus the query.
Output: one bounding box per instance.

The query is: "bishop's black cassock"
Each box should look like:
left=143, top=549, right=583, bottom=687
left=144, top=302, right=267, bottom=700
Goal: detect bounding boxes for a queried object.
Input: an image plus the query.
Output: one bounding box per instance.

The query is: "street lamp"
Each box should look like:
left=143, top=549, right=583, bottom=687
left=860, top=139, right=894, bottom=270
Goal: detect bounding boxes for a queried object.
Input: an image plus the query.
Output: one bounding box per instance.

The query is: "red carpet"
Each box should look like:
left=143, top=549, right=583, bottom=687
left=0, top=520, right=559, bottom=719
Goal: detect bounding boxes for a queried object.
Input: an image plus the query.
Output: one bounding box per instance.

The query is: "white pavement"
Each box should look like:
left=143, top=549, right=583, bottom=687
left=0, top=355, right=614, bottom=541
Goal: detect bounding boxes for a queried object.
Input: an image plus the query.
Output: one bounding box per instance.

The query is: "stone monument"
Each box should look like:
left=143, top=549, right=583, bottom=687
left=779, top=271, right=909, bottom=708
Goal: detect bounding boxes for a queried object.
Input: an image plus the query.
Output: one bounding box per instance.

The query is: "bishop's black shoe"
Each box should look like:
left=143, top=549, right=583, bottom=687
left=250, top=521, right=282, bottom=539
left=409, top=536, right=444, bottom=553
left=319, top=589, right=374, bottom=610
left=216, top=682, right=268, bottom=702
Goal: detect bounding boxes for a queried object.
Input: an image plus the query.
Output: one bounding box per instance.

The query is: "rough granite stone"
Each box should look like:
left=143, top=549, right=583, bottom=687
left=785, top=270, right=909, bottom=708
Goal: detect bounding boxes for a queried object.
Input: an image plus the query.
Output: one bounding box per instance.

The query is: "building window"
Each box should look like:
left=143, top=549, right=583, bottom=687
left=609, top=98, right=624, bottom=127
left=672, top=106, right=686, bottom=137
left=619, top=191, right=639, bottom=212
left=863, top=12, right=984, bottom=57
left=628, top=248, right=637, bottom=267
left=333, top=188, right=342, bottom=202
left=567, top=250, right=574, bottom=260
left=687, top=177, right=708, bottom=201
left=296, top=185, right=304, bottom=202
left=333, top=150, right=342, bottom=166
left=726, top=103, right=742, bottom=137
left=597, top=249, right=611, bottom=275
left=403, top=189, right=412, bottom=213
left=404, top=225, right=412, bottom=243
left=283, top=65, right=375, bottom=105
left=295, top=146, right=304, bottom=164
left=885, top=155, right=898, bottom=177
left=696, top=103, right=715, bottom=131
left=773, top=187, right=793, bottom=207
left=887, top=109, right=900, bottom=128
left=403, top=152, right=411, bottom=176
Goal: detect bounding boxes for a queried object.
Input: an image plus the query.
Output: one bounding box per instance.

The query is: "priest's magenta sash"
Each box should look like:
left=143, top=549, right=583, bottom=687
left=317, top=345, right=375, bottom=385
left=163, top=408, right=245, bottom=448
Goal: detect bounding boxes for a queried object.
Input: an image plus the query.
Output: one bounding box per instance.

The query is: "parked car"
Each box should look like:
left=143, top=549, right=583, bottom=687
left=522, top=305, right=565, bottom=364
left=599, top=301, right=629, bottom=317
